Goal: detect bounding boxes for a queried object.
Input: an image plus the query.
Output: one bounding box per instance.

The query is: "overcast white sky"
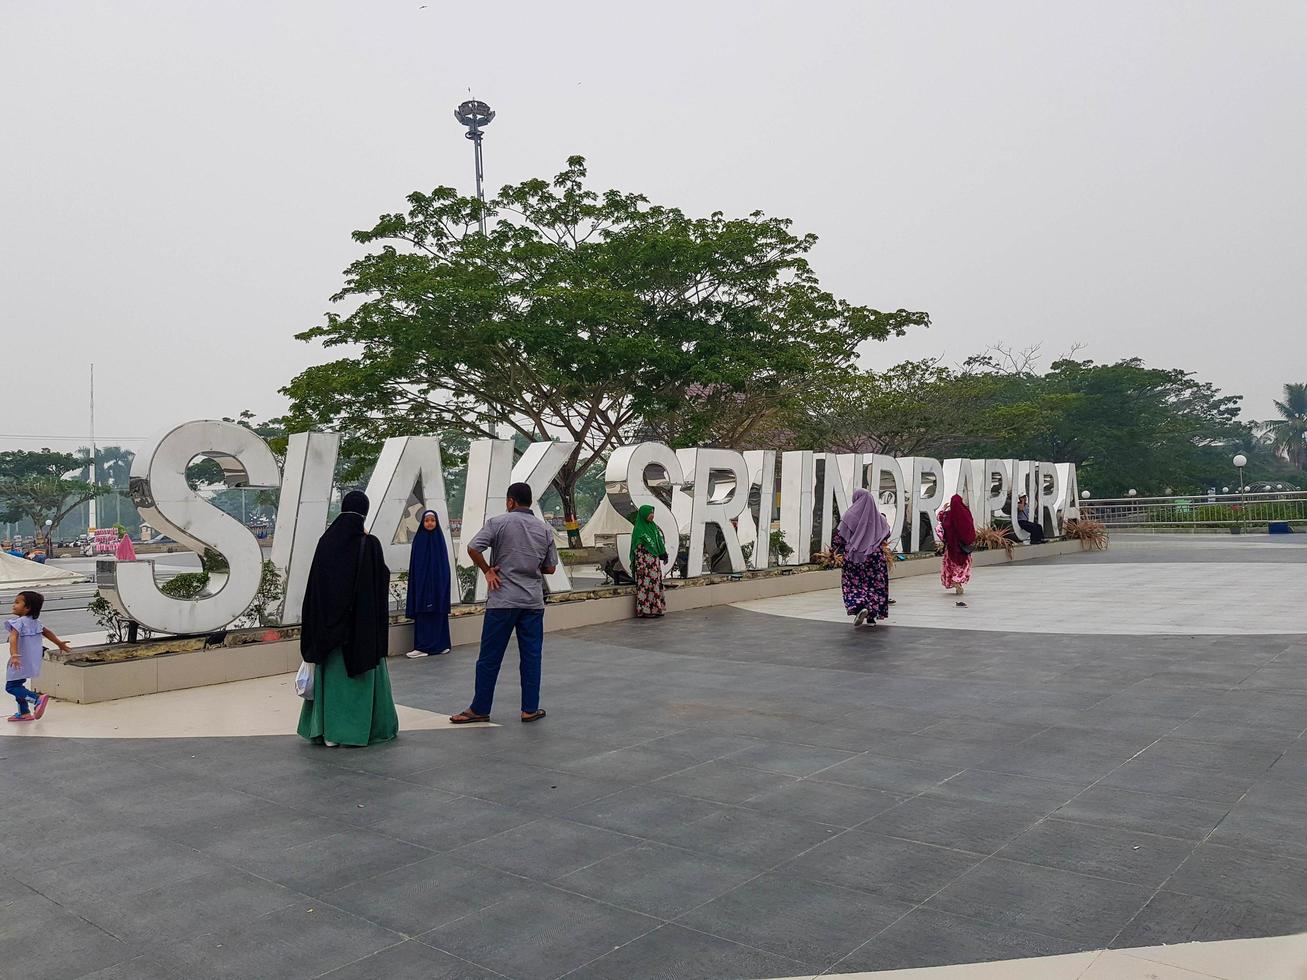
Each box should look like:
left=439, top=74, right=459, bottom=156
left=3, top=1, right=1304, bottom=456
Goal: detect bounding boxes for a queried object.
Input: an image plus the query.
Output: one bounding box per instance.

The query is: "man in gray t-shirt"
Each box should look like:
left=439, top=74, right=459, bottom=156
left=451, top=482, right=560, bottom=724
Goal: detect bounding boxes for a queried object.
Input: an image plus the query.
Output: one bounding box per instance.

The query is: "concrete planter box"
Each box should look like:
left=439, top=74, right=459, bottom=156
left=39, top=538, right=1085, bottom=703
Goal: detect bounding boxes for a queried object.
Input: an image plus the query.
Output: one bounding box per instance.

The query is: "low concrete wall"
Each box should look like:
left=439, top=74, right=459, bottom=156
left=40, top=538, right=1086, bottom=703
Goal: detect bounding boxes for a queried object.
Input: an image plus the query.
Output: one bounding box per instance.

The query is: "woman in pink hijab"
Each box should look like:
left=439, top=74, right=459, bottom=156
left=115, top=529, right=136, bottom=561
left=832, top=488, right=893, bottom=628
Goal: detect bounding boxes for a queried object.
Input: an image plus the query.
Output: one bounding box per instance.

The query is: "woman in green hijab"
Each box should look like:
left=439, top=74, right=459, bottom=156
left=630, top=504, right=668, bottom=618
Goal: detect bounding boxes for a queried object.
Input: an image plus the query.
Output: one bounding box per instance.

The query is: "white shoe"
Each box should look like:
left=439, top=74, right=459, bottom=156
left=405, top=650, right=429, bottom=659
left=324, top=740, right=340, bottom=747
left=854, top=609, right=868, bottom=627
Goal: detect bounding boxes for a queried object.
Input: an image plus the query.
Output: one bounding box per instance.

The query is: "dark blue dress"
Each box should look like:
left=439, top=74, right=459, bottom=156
left=406, top=512, right=452, bottom=654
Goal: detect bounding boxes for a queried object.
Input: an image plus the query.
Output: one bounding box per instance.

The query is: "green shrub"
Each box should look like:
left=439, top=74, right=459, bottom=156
left=457, top=565, right=479, bottom=602
left=200, top=547, right=229, bottom=574
left=161, top=572, right=210, bottom=600
left=239, top=561, right=285, bottom=627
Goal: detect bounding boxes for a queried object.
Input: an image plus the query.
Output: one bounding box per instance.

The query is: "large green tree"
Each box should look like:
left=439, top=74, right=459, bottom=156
left=0, top=450, right=109, bottom=545
left=282, top=157, right=928, bottom=528
left=791, top=355, right=1255, bottom=496
left=788, top=358, right=1045, bottom=457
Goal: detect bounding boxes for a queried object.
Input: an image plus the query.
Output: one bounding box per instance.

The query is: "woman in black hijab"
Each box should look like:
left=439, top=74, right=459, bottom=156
left=297, top=490, right=399, bottom=746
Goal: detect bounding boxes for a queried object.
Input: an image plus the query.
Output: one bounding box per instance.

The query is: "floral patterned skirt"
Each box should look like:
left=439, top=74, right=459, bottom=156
left=940, top=552, right=972, bottom=589
left=634, top=546, right=666, bottom=618
left=841, top=550, right=890, bottom=620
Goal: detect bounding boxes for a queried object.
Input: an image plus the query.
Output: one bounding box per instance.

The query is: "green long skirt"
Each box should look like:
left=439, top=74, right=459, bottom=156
left=297, top=648, right=399, bottom=747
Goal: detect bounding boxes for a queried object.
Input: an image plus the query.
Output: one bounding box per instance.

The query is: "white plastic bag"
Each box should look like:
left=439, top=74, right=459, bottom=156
left=295, top=662, right=314, bottom=700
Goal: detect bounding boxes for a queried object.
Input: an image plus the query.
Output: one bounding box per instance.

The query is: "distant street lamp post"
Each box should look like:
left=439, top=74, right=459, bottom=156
left=1232, top=454, right=1248, bottom=533
left=454, top=99, right=495, bottom=235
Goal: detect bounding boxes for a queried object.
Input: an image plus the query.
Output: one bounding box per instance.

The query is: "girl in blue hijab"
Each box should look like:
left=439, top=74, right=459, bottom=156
left=405, top=509, right=452, bottom=658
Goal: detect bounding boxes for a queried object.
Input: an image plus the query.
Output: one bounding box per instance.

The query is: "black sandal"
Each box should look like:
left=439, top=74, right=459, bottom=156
left=450, top=710, right=491, bottom=724
left=521, top=709, right=547, bottom=723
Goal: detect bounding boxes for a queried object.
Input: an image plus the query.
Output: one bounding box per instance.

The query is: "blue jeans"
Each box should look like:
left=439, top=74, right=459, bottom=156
left=470, top=608, right=543, bottom=716
left=6, top=679, right=41, bottom=715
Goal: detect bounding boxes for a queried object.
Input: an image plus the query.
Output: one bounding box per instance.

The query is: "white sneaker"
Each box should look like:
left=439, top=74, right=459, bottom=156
left=405, top=650, right=429, bottom=659
left=324, top=740, right=340, bottom=747
left=854, top=609, right=868, bottom=627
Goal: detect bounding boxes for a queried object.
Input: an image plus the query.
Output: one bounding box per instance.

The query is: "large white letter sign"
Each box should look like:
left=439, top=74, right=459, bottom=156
left=681, top=448, right=749, bottom=577
left=605, top=443, right=682, bottom=576
left=817, top=453, right=863, bottom=551
left=106, top=421, right=280, bottom=634
left=867, top=455, right=906, bottom=547
left=1055, top=463, right=1081, bottom=520
left=942, top=459, right=979, bottom=516
left=1008, top=460, right=1035, bottom=542
left=271, top=431, right=340, bottom=625
left=1036, top=461, right=1062, bottom=537
left=901, top=457, right=944, bottom=553
left=458, top=439, right=575, bottom=600
left=458, top=439, right=515, bottom=572
left=669, top=448, right=699, bottom=537
left=778, top=451, right=815, bottom=565
left=982, top=459, right=1012, bottom=528
left=364, top=436, right=455, bottom=582
left=739, top=450, right=777, bottom=569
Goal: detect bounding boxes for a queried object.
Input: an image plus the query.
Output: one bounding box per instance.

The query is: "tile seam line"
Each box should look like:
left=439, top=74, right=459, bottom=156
left=608, top=756, right=995, bottom=968
left=1099, top=731, right=1295, bottom=953
left=552, top=920, right=816, bottom=980
left=818, top=696, right=1218, bottom=975
left=311, top=934, right=516, bottom=980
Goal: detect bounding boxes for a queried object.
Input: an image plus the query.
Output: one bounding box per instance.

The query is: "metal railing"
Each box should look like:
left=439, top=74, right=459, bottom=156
left=1079, top=490, right=1307, bottom=531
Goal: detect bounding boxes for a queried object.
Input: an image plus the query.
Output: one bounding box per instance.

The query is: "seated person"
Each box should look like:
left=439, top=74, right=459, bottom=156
left=1016, top=494, right=1045, bottom=544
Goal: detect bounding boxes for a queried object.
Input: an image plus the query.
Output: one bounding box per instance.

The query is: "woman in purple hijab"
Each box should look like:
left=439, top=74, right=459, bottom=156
left=832, top=488, right=893, bottom=628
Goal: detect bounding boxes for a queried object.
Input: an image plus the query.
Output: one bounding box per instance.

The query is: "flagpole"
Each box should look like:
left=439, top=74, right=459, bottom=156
left=88, top=363, right=97, bottom=533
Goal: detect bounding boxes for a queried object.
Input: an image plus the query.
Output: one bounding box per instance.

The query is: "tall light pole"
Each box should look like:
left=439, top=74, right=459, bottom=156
left=1233, top=454, right=1248, bottom=531
left=454, top=99, right=495, bottom=235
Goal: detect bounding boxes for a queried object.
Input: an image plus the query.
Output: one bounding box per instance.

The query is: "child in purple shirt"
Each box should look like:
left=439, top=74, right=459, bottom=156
left=7, top=590, right=70, bottom=722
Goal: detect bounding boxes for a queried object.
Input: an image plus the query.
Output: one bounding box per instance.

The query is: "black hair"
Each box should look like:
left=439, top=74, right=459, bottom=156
left=16, top=590, right=44, bottom=619
left=507, top=482, right=533, bottom=507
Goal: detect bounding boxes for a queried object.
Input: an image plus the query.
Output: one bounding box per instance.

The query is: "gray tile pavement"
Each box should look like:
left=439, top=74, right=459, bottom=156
left=3, top=549, right=1307, bottom=978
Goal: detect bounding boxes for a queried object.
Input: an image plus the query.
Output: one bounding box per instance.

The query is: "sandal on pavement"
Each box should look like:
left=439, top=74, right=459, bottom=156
left=450, top=710, right=491, bottom=725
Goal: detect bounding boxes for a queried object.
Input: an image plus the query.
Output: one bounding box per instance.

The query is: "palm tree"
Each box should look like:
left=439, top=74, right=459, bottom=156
left=75, top=445, right=137, bottom=530
left=1263, top=383, right=1307, bottom=470
left=97, top=446, right=135, bottom=488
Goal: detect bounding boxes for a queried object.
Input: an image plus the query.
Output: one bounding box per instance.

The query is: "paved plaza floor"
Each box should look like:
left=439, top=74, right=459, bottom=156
left=3, top=536, right=1306, bottom=978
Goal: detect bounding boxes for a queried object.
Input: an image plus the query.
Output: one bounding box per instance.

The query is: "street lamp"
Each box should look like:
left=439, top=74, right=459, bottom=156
left=1080, top=490, right=1090, bottom=499
left=1127, top=489, right=1137, bottom=497
left=1232, top=453, right=1248, bottom=497
left=454, top=99, right=495, bottom=235
left=1231, top=454, right=1248, bottom=532
left=43, top=519, right=53, bottom=557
